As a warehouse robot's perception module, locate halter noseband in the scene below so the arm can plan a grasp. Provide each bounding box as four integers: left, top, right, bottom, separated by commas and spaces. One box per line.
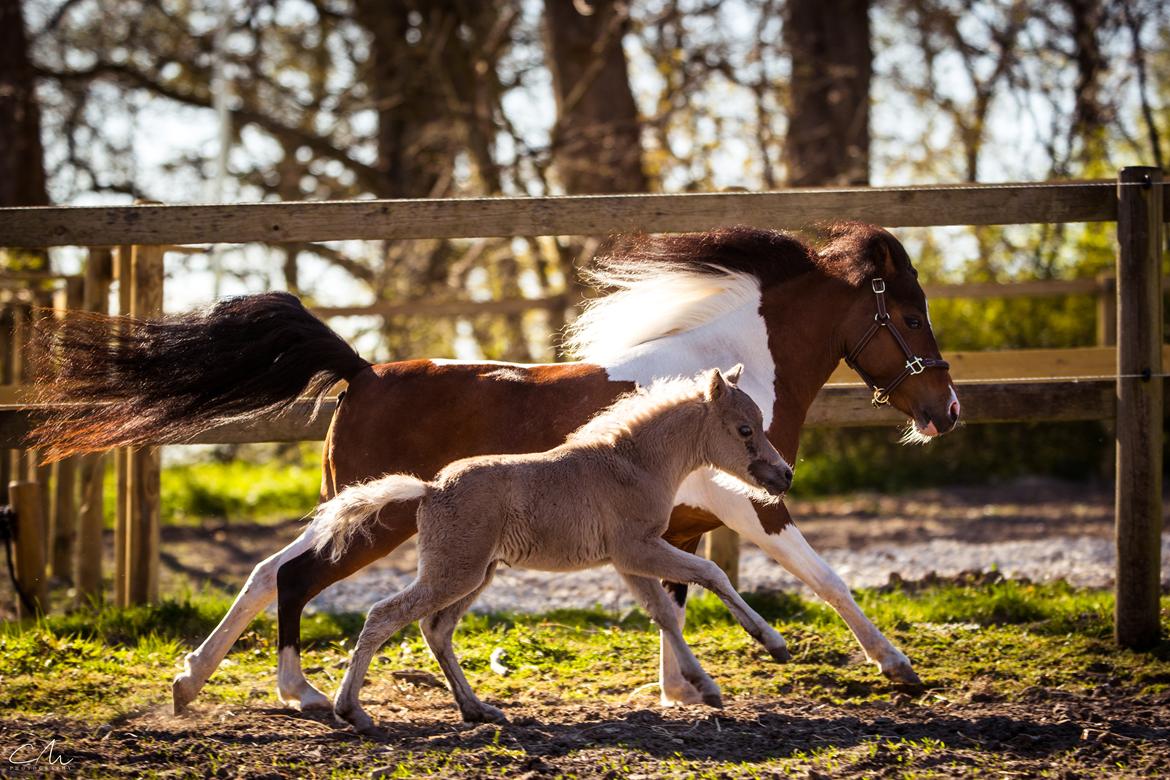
844, 278, 950, 407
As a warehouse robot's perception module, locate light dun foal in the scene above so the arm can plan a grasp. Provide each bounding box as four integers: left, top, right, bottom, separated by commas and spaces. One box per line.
311, 366, 795, 735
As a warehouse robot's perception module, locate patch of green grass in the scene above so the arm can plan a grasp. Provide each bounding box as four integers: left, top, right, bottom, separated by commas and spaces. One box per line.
1, 580, 1167, 723
103, 448, 324, 527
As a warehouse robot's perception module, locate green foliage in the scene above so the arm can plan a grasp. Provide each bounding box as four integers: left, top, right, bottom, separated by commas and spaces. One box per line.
106, 448, 324, 527
790, 420, 1110, 497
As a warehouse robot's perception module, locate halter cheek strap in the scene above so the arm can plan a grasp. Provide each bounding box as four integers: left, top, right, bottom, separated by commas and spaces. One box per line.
844, 278, 951, 407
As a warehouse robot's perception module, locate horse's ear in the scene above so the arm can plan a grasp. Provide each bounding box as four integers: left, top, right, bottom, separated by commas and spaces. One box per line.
704, 367, 729, 402
723, 364, 744, 385
876, 237, 898, 278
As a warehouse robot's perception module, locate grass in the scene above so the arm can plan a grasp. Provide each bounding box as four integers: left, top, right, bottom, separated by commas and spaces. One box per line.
1, 580, 1166, 724
104, 448, 324, 527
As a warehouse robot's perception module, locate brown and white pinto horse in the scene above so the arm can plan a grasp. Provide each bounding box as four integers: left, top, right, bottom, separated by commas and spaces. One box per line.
31, 223, 960, 714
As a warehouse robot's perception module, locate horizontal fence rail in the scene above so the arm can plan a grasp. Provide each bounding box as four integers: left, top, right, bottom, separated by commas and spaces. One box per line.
0, 378, 1144, 449
0, 180, 1150, 248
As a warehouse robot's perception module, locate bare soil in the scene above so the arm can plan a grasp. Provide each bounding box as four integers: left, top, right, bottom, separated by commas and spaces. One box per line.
3, 680, 1168, 778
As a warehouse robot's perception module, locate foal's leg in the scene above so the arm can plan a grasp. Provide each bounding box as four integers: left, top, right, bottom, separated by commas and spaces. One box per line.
620, 574, 723, 708
334, 569, 486, 736
172, 529, 316, 714
613, 539, 790, 662
419, 562, 504, 724
275, 509, 418, 711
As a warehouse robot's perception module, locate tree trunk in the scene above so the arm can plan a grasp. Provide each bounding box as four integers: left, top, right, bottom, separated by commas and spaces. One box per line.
0, 0, 48, 208
1066, 0, 1107, 170
783, 0, 872, 186
544, 0, 646, 194
352, 0, 456, 199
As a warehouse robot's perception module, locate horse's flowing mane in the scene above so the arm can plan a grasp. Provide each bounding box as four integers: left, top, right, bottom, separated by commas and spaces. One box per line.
566, 374, 706, 446
564, 225, 884, 364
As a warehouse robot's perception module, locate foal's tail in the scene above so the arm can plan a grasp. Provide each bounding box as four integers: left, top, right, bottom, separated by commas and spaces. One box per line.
310, 474, 430, 562
29, 292, 371, 462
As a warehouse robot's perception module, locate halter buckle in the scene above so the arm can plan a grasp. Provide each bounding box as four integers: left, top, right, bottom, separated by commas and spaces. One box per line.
906, 356, 926, 375
871, 278, 886, 294
871, 388, 890, 407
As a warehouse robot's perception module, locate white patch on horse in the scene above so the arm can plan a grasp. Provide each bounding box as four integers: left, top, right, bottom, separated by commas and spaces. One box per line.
566, 268, 776, 429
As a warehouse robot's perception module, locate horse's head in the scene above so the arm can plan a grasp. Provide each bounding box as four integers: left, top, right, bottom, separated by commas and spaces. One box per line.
820, 224, 960, 441
702, 365, 794, 497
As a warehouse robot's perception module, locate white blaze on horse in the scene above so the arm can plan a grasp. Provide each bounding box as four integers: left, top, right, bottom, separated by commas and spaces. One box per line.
29, 223, 960, 714
313, 367, 793, 734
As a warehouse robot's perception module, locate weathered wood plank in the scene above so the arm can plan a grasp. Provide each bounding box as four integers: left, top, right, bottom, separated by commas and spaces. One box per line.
827, 346, 1170, 384
0, 181, 1119, 248
1114, 167, 1164, 650
9, 480, 47, 617
0, 379, 1132, 448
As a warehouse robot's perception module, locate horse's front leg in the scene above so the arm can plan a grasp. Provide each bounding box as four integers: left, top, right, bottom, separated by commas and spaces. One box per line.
657, 582, 706, 706
719, 491, 922, 685
619, 573, 723, 708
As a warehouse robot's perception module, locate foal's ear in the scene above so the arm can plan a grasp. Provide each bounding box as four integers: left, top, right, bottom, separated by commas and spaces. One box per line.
704, 367, 730, 402
723, 363, 744, 385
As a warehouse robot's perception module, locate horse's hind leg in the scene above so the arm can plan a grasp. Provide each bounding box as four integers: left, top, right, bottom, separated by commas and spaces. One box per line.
275, 518, 415, 711
620, 573, 723, 708
172, 529, 316, 714
419, 562, 502, 723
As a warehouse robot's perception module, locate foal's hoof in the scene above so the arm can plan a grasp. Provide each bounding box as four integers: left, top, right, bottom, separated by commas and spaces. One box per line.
461, 702, 508, 725
171, 674, 197, 715
880, 657, 923, 688
334, 703, 384, 738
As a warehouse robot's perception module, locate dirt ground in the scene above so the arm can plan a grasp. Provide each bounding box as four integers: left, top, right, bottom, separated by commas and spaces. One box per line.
152, 476, 1133, 597
3, 679, 1169, 778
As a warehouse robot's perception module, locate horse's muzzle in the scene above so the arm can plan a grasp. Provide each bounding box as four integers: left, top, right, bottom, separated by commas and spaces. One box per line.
749, 460, 793, 496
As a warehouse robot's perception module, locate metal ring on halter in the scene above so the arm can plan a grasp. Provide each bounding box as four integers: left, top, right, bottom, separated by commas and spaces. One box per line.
844, 278, 951, 407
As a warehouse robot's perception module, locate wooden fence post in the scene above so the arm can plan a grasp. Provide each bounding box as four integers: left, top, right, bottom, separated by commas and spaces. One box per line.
126, 244, 164, 604
0, 301, 12, 506
1114, 166, 1165, 650
49, 277, 84, 584
9, 480, 48, 617
706, 527, 740, 590
114, 245, 132, 606
76, 248, 113, 605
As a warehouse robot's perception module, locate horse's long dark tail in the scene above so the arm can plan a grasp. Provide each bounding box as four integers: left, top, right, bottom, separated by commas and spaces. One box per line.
29, 292, 371, 462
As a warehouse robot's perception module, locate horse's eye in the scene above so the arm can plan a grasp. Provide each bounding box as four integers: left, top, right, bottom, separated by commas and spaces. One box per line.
905, 316, 922, 329
738, 425, 752, 438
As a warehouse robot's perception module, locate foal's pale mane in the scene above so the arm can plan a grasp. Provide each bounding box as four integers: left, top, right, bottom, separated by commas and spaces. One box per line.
566, 375, 706, 446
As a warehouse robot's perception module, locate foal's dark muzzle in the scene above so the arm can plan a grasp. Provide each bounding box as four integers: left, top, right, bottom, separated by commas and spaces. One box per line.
749, 460, 793, 496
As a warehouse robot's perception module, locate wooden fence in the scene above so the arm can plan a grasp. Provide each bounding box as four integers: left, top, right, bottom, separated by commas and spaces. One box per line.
0, 170, 1164, 648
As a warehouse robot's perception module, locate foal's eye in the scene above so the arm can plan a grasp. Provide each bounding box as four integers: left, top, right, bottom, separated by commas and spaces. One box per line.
738, 425, 752, 438
905, 316, 922, 329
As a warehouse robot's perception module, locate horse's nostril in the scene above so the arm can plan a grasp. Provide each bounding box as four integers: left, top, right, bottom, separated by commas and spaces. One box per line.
949, 399, 961, 422
782, 467, 794, 483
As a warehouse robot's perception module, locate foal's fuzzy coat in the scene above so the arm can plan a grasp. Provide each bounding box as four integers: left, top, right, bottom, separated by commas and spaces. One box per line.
312, 367, 794, 734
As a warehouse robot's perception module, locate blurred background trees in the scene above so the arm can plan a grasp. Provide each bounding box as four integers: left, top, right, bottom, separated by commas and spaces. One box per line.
4, 0, 1169, 490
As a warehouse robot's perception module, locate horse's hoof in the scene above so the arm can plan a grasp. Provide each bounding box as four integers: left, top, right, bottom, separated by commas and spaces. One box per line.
282, 684, 332, 712
461, 702, 508, 724
171, 675, 197, 715
334, 702, 382, 737
881, 659, 923, 688
768, 644, 791, 663
660, 682, 705, 707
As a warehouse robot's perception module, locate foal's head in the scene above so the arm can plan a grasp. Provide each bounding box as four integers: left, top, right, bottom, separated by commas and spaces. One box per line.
817, 223, 960, 441
701, 365, 793, 499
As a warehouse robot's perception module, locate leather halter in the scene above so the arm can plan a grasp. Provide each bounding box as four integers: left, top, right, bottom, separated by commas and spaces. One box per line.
844, 278, 951, 407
